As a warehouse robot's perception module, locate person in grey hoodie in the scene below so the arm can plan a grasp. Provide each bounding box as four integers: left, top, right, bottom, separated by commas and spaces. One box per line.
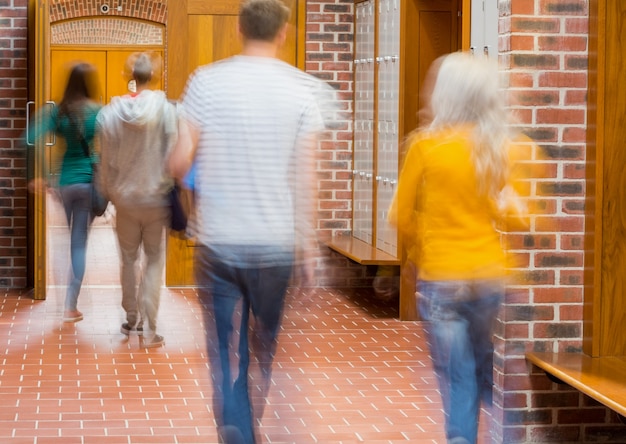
97, 52, 178, 348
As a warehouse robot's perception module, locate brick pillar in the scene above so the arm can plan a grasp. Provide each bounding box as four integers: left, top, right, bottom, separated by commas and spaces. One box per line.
493, 1, 594, 442
0, 0, 29, 288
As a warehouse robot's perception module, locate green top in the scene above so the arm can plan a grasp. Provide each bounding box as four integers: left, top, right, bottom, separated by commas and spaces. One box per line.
30, 102, 101, 186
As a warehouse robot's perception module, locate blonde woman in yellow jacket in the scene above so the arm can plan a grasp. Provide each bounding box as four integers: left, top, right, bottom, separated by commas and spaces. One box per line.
389, 52, 536, 444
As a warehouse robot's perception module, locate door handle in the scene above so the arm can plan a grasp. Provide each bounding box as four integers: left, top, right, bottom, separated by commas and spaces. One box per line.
45, 101, 56, 146
25, 101, 35, 146
26, 101, 57, 146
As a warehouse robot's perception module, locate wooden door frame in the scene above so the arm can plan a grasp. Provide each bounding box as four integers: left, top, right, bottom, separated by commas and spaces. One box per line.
27, 0, 50, 300
28, 7, 166, 300
584, 0, 626, 357
398, 0, 469, 320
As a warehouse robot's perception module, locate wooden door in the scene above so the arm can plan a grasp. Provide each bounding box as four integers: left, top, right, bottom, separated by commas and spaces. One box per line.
106, 50, 141, 101
403, 0, 460, 135
165, 0, 303, 286
106, 50, 165, 102
397, 0, 461, 321
48, 51, 107, 185
51, 50, 107, 103
51, 49, 165, 105
27, 0, 51, 299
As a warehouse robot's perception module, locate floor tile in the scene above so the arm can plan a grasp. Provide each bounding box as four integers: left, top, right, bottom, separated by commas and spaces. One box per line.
0, 201, 496, 443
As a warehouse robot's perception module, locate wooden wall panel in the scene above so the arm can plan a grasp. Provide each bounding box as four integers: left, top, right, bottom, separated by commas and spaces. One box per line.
188, 0, 239, 15
598, 0, 626, 356
584, 0, 626, 357
402, 0, 458, 137
166, 0, 188, 100
188, 15, 241, 68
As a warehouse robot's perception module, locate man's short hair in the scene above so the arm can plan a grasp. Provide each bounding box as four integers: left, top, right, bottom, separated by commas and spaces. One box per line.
132, 53, 153, 85
239, 0, 290, 42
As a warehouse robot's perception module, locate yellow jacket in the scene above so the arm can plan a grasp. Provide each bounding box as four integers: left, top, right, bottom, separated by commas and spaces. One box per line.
388, 126, 536, 281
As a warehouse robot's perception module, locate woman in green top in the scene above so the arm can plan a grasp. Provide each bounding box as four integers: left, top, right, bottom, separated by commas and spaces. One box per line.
30, 63, 102, 322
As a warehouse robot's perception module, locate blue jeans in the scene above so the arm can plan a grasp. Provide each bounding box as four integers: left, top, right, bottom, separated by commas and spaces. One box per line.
60, 183, 94, 311
195, 244, 293, 444
417, 279, 504, 444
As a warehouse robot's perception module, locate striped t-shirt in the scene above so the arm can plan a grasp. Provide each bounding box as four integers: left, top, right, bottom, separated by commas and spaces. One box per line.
179, 55, 326, 267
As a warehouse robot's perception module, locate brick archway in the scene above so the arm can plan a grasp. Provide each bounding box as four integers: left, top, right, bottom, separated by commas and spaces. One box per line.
49, 0, 167, 24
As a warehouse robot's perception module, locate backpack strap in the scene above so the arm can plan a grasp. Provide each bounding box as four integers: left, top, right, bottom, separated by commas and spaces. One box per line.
66, 111, 92, 159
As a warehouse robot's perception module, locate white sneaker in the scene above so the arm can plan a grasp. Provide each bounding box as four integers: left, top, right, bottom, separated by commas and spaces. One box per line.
143, 334, 164, 348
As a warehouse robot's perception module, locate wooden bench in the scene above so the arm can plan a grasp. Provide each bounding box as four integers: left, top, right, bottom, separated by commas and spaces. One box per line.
526, 352, 626, 420
326, 235, 421, 320
326, 235, 400, 266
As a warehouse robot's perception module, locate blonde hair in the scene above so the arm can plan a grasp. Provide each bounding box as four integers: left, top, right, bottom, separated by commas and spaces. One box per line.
132, 53, 153, 86
428, 52, 510, 199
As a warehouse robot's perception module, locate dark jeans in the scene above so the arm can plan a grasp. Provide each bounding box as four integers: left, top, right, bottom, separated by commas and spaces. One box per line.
59, 183, 94, 311
417, 279, 504, 444
195, 244, 293, 444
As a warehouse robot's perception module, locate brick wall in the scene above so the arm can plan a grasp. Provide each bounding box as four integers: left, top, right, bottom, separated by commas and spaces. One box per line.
52, 18, 164, 45
493, 0, 626, 442
0, 0, 29, 288
306, 0, 375, 288
306, 0, 354, 240
49, 0, 166, 24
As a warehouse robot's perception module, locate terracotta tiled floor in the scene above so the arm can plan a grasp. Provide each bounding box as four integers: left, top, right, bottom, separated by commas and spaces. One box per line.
0, 197, 494, 443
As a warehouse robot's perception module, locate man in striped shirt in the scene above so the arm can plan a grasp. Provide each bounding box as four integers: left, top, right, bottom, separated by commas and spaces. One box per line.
168, 0, 329, 442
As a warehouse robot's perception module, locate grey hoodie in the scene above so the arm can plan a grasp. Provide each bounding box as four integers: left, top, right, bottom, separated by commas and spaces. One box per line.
97, 89, 178, 208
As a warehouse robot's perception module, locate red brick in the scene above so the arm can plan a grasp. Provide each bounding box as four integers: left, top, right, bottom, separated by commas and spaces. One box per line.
539, 71, 588, 88
566, 17, 589, 34
506, 233, 557, 250
539, 0, 587, 16
511, 1, 535, 15
559, 269, 584, 286
535, 216, 584, 232
559, 304, 583, 321
511, 17, 561, 33
512, 89, 559, 107
538, 35, 587, 52
558, 407, 607, 424
509, 72, 535, 88
531, 391, 580, 408
529, 425, 581, 442
504, 288, 531, 304
533, 321, 581, 339
560, 233, 585, 249
505, 323, 530, 339
510, 35, 535, 51
536, 108, 586, 125
517, 269, 556, 286
534, 287, 582, 304
504, 392, 529, 409
535, 251, 584, 268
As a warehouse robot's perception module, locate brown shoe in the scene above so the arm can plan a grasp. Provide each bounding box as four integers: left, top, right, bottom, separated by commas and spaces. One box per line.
63, 310, 83, 322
